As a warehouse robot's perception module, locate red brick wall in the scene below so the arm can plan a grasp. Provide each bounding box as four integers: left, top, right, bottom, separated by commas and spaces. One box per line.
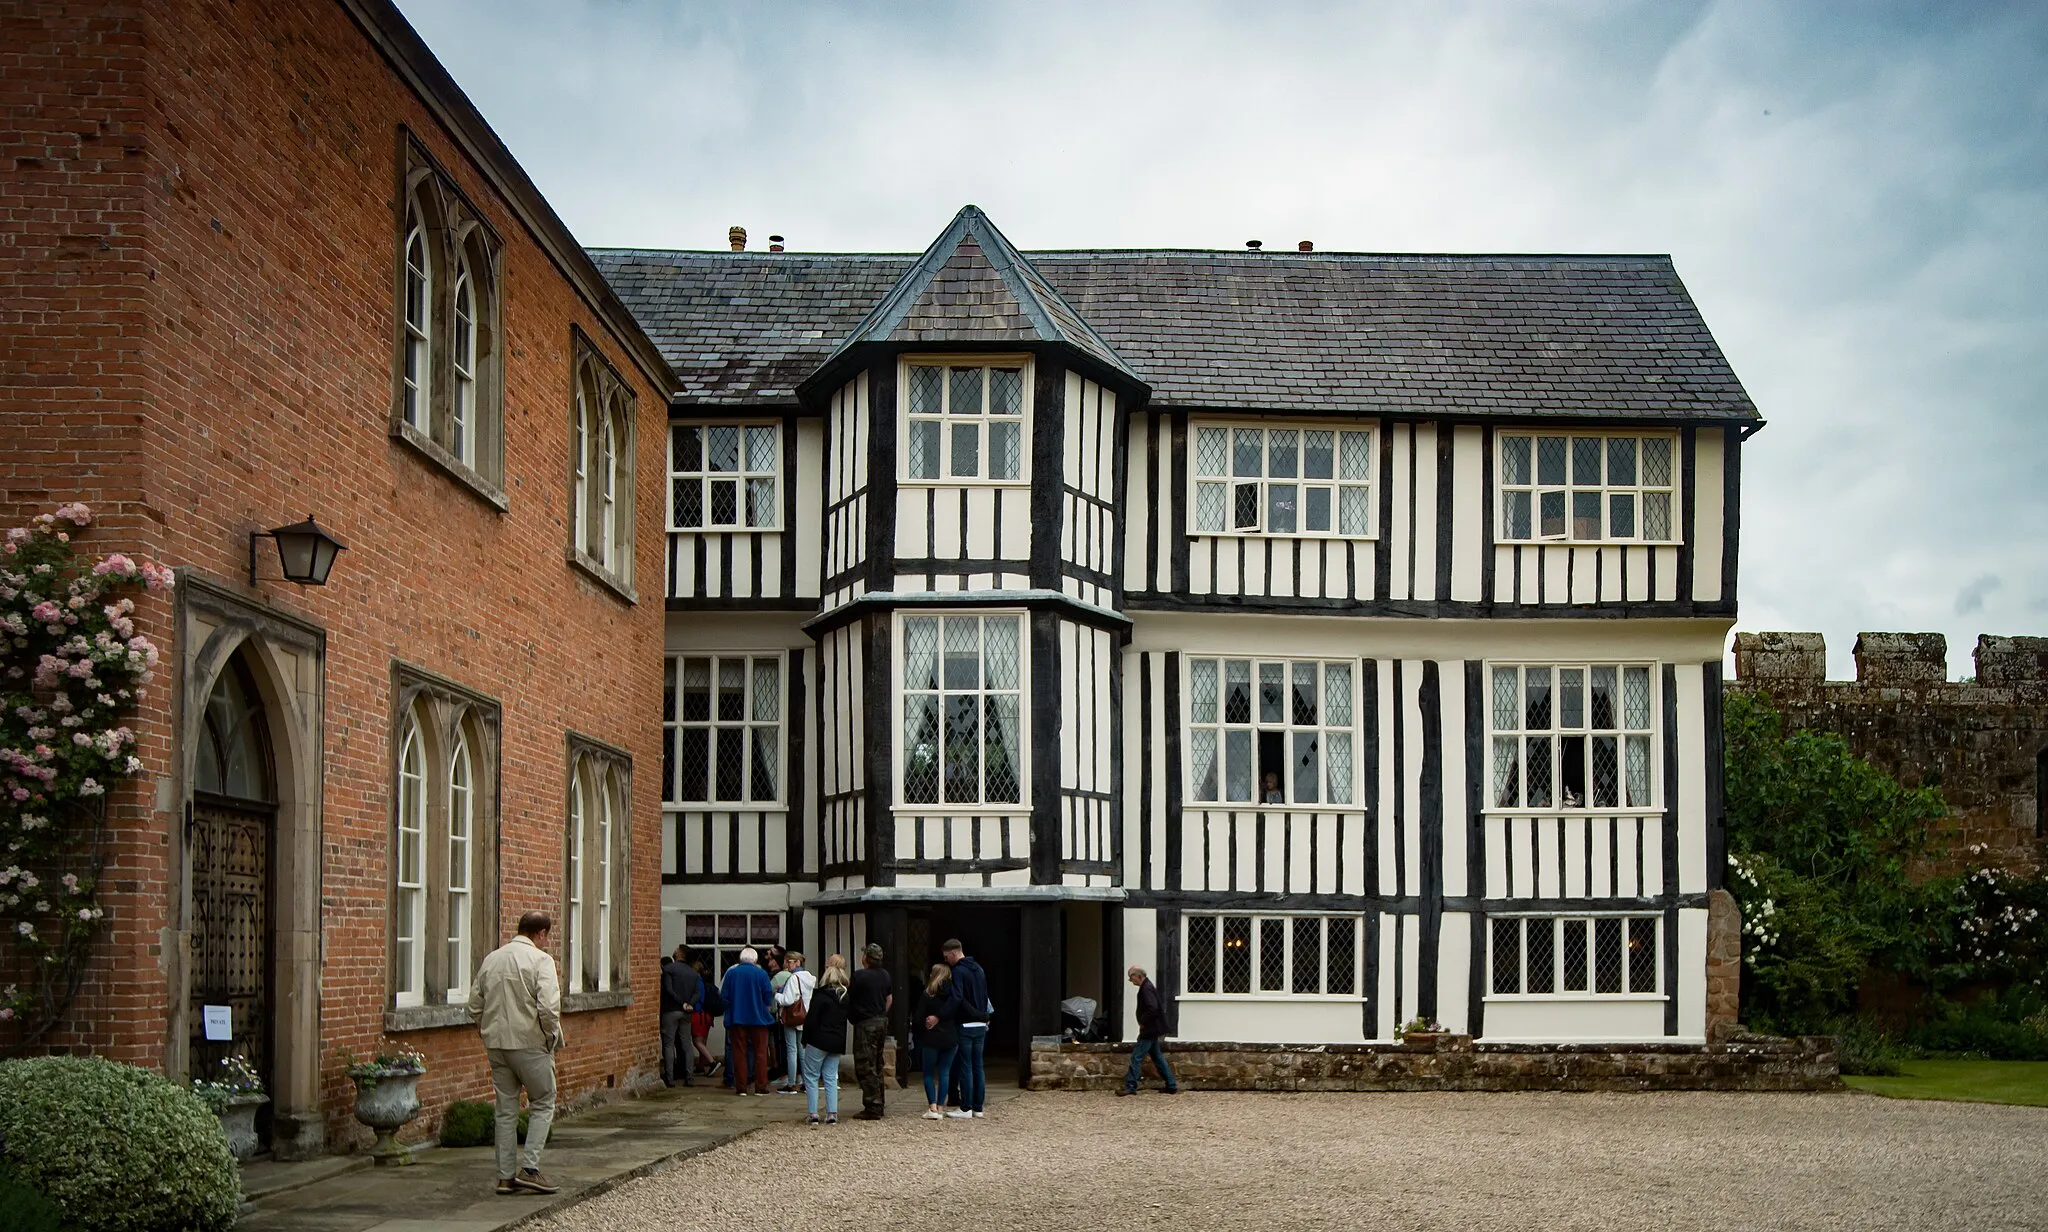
2, 0, 667, 1149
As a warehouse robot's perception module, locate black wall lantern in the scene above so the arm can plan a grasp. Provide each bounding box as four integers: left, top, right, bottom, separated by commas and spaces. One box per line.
249, 516, 347, 587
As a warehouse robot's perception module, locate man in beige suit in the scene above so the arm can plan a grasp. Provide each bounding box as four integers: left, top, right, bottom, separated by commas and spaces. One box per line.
469, 910, 564, 1195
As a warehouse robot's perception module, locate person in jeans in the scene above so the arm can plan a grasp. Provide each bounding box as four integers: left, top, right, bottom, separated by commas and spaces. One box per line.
658, 954, 701, 1087
940, 938, 989, 1118
847, 942, 894, 1119
469, 911, 565, 1195
800, 958, 851, 1125
915, 963, 962, 1121
773, 950, 816, 1094
720, 947, 776, 1095
1118, 964, 1179, 1096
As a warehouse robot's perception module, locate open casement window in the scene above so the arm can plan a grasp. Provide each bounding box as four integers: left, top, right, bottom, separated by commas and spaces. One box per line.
1489, 664, 1657, 811
1498, 432, 1676, 544
390, 133, 503, 495
1490, 915, 1661, 997
669, 424, 779, 530
1192, 424, 1373, 537
1187, 657, 1357, 806
681, 912, 785, 978
1183, 913, 1360, 998
899, 613, 1025, 808
568, 333, 637, 595
902, 359, 1029, 483
663, 654, 783, 805
388, 667, 501, 1020
565, 739, 633, 1000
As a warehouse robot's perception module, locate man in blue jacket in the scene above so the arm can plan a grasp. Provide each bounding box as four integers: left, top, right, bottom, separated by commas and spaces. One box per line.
720, 947, 777, 1095
941, 938, 990, 1118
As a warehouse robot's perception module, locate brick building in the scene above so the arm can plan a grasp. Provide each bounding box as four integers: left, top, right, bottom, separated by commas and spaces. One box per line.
3, 0, 671, 1156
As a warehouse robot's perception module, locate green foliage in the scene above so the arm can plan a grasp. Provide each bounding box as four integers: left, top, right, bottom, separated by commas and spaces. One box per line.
0, 1171, 70, 1232
1722, 691, 1948, 1034
188, 1054, 265, 1114
1844, 1058, 2048, 1107
0, 1057, 238, 1232
1832, 1018, 1910, 1077
439, 1099, 494, 1148
1905, 992, 2048, 1061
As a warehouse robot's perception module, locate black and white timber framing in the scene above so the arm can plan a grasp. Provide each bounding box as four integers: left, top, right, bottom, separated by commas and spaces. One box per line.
601, 205, 1759, 1068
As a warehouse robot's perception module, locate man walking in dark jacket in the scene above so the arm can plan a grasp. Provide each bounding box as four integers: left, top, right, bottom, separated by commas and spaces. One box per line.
658, 954, 702, 1086
941, 938, 989, 1118
1119, 964, 1179, 1096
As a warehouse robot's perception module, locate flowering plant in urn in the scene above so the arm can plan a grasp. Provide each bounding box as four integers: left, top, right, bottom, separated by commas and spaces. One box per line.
0, 504, 170, 1047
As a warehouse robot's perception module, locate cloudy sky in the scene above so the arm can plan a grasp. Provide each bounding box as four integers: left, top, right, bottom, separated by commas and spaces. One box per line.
397, 0, 2046, 679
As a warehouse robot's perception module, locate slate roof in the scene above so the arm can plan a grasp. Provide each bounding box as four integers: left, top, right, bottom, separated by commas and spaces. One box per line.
589, 240, 1759, 421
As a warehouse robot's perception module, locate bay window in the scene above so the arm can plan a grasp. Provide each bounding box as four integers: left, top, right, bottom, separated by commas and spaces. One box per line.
899, 612, 1025, 807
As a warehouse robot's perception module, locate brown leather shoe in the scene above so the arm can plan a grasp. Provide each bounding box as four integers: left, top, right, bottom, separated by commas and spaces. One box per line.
512, 1169, 560, 1195
496, 1178, 517, 1196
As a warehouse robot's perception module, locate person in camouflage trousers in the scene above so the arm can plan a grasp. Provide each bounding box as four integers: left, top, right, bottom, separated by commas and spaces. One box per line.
847, 942, 894, 1119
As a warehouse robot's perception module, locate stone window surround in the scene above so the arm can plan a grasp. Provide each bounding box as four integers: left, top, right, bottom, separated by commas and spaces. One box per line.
562, 732, 634, 1013
388, 127, 508, 511
385, 662, 503, 1033
567, 327, 638, 603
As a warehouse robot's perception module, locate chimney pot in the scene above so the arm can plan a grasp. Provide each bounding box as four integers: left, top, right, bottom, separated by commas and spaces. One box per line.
769, 234, 786, 253
1245, 239, 1263, 251
728, 225, 747, 252
1298, 240, 1314, 252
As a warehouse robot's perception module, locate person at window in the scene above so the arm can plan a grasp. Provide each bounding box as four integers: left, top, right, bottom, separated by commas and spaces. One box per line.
801, 958, 851, 1126
469, 910, 565, 1195
848, 943, 894, 1120
658, 954, 701, 1088
719, 947, 776, 1096
1117, 964, 1180, 1097
1261, 771, 1285, 804
915, 963, 962, 1121
941, 938, 990, 1119
774, 950, 816, 1095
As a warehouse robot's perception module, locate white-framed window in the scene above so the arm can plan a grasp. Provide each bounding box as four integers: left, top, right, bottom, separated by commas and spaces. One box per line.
401, 218, 431, 432
663, 654, 783, 805
681, 911, 785, 978
899, 612, 1026, 808
1489, 663, 1657, 811
394, 713, 427, 1009
902, 358, 1029, 483
1187, 657, 1356, 805
446, 728, 474, 1002
595, 772, 614, 992
572, 385, 590, 549
597, 407, 619, 569
1183, 912, 1360, 998
1498, 432, 1676, 543
569, 337, 637, 592
1489, 914, 1662, 998
565, 742, 632, 998
1192, 423, 1374, 537
451, 254, 476, 467
565, 772, 585, 994
669, 424, 779, 530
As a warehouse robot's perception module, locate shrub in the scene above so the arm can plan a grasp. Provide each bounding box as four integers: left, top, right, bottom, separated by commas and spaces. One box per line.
439, 1099, 494, 1148
0, 1172, 68, 1232
0, 1056, 238, 1232
1907, 996, 2048, 1061
1832, 1018, 1912, 1077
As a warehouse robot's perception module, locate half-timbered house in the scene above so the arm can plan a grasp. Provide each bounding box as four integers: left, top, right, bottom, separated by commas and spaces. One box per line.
592, 206, 1757, 1072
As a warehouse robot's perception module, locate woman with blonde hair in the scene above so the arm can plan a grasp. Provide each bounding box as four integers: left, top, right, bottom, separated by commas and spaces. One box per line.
800, 955, 852, 1125
914, 962, 962, 1121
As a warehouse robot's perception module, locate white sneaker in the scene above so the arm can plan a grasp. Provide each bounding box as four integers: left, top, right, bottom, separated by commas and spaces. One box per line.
922, 1109, 943, 1120
972, 1110, 986, 1118
945, 1109, 972, 1119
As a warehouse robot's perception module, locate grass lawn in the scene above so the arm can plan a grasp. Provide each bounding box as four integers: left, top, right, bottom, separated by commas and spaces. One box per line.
1845, 1059, 2048, 1108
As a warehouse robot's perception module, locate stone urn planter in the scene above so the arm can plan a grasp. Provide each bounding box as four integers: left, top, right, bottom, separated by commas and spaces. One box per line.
351, 1068, 425, 1166
216, 1094, 269, 1162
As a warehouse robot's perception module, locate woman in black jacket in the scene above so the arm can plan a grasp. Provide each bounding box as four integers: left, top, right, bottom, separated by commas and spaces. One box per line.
915, 963, 961, 1121
800, 958, 852, 1125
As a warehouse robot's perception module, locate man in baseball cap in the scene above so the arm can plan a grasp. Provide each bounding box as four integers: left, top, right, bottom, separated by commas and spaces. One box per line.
848, 943, 894, 1118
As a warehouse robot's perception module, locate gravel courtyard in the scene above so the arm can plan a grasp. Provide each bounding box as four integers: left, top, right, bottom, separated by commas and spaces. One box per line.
527, 1089, 2048, 1232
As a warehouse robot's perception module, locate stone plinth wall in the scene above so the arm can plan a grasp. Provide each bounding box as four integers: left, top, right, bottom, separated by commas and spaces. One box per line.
1705, 889, 1742, 1042
1027, 1034, 1839, 1093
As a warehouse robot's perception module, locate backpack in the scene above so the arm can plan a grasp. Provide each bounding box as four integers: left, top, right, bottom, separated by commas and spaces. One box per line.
698, 979, 723, 1018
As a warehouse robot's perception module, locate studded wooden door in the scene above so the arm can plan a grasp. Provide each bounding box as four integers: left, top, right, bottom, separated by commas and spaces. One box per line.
188, 797, 275, 1096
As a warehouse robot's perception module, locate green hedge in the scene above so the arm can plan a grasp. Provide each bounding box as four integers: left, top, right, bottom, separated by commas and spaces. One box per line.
0, 1057, 239, 1232
439, 1099, 494, 1148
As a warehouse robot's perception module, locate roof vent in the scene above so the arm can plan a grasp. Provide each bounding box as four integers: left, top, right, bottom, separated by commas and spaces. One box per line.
768, 234, 786, 253
1245, 239, 1263, 251
1298, 240, 1314, 252
728, 226, 747, 252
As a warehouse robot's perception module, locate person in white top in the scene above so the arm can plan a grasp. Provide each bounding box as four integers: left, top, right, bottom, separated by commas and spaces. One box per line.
773, 951, 818, 1095
468, 910, 564, 1196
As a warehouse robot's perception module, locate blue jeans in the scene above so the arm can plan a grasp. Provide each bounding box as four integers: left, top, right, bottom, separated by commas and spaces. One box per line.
782, 1026, 802, 1085
921, 1044, 958, 1108
801, 1044, 840, 1118
955, 1027, 988, 1111
1125, 1037, 1177, 1092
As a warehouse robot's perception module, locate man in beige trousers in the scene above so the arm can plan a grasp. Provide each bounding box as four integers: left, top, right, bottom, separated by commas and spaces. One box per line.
469, 910, 565, 1195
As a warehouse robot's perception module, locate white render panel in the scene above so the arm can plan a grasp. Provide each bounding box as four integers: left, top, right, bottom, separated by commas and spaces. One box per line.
795, 421, 823, 596
1485, 816, 1509, 898
1481, 999, 1667, 1041
1412, 423, 1438, 601
1402, 660, 1424, 897
661, 808, 677, 876
1123, 906, 1159, 1040
1377, 661, 1398, 896
1676, 662, 1709, 894
1599, 547, 1622, 602
1655, 546, 1679, 602
1441, 660, 1468, 898
1692, 429, 1725, 603
1677, 906, 1707, 1039
1570, 547, 1596, 605
1175, 1000, 1366, 1045
1389, 424, 1412, 601
1451, 426, 1485, 602
1536, 818, 1561, 898
1438, 912, 1472, 1034
965, 487, 996, 558
1564, 818, 1587, 898
1400, 913, 1422, 1030
1234, 814, 1257, 892
1641, 815, 1664, 897
1542, 547, 1567, 606
1376, 913, 1398, 1041
1624, 544, 1649, 603
1315, 813, 1340, 895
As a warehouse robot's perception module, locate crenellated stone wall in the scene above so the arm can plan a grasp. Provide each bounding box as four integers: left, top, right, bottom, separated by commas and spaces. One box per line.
1026, 1034, 1839, 1093
1731, 632, 2048, 873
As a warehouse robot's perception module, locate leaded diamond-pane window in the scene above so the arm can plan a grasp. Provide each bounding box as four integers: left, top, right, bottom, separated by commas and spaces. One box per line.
681, 911, 785, 977
900, 613, 1025, 807
1498, 432, 1677, 543
1192, 423, 1374, 537
664, 654, 782, 805
671, 423, 779, 530
1185, 913, 1363, 999
1488, 663, 1658, 810
1188, 657, 1359, 805
1490, 915, 1661, 997
903, 361, 1028, 482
